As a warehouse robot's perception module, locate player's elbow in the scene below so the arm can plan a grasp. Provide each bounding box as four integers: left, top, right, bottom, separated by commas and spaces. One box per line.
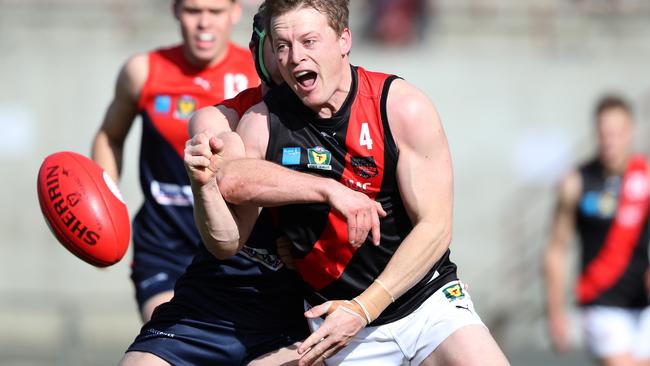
204, 238, 241, 260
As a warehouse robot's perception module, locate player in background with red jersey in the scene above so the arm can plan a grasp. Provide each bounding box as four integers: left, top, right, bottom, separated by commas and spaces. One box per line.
91, 0, 258, 322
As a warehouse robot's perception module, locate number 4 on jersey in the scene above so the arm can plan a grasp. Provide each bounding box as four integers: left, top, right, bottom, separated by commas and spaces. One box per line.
360, 122, 373, 150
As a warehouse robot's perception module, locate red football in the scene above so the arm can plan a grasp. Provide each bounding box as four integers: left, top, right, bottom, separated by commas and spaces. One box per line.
37, 151, 130, 267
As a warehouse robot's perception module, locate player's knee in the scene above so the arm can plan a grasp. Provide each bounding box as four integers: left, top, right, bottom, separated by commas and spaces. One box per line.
119, 351, 171, 366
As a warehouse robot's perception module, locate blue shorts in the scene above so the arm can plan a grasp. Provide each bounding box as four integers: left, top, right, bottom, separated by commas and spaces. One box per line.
126, 300, 309, 365
130, 246, 193, 309
130, 211, 200, 309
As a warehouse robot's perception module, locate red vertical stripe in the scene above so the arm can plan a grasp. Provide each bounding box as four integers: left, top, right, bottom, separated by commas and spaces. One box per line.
294, 76, 388, 290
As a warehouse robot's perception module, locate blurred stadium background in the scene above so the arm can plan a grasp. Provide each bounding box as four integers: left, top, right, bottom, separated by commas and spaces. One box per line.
2, 0, 650, 365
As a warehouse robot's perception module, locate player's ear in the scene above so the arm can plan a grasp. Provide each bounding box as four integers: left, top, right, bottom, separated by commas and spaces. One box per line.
339, 28, 352, 56
172, 0, 181, 21
230, 1, 242, 24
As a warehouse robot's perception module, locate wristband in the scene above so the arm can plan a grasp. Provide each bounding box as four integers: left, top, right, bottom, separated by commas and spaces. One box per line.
352, 297, 373, 324
374, 279, 395, 303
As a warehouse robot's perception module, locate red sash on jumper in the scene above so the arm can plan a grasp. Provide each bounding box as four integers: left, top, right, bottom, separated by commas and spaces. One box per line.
577, 155, 650, 304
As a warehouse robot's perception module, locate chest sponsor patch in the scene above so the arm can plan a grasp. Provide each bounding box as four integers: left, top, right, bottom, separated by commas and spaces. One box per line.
307, 146, 332, 171
174, 95, 196, 120
282, 147, 301, 166
351, 156, 378, 178
153, 95, 172, 114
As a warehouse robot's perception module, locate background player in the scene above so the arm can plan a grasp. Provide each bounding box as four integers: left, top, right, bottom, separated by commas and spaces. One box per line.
91, 0, 258, 321
120, 5, 314, 365
544, 95, 650, 366
187, 0, 511, 364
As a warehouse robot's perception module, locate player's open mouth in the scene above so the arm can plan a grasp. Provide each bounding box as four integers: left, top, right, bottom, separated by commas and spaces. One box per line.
294, 70, 318, 90
196, 33, 215, 49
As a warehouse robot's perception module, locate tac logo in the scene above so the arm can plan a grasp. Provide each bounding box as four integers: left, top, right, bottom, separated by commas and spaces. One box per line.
351, 156, 378, 178
308, 146, 332, 171
174, 95, 197, 120
443, 283, 465, 301
345, 179, 371, 192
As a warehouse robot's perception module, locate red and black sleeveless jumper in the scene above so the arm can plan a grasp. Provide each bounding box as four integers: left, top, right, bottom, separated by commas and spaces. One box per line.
263, 65, 458, 325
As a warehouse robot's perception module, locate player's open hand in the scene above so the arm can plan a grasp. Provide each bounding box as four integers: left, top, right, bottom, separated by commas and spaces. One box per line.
184, 131, 226, 188
298, 300, 367, 366
326, 186, 387, 247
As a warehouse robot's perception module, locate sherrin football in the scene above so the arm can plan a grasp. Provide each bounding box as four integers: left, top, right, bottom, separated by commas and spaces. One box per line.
37, 151, 130, 267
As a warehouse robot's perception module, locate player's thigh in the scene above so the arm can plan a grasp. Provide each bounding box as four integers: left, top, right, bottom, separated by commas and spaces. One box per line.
120, 351, 171, 366
420, 324, 510, 366
247, 342, 301, 366
141, 290, 174, 322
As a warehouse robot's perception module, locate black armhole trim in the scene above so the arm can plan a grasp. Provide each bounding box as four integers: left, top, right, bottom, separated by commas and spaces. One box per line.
381, 75, 401, 163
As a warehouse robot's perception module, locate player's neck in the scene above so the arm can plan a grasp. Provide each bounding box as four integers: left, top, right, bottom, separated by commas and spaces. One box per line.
602, 155, 631, 176
314, 63, 352, 119
182, 44, 229, 70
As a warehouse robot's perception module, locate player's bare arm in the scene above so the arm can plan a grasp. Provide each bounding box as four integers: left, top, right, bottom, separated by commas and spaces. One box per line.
91, 53, 148, 182
544, 170, 582, 353
217, 102, 386, 247
185, 106, 260, 259
188, 105, 240, 138
297, 79, 456, 363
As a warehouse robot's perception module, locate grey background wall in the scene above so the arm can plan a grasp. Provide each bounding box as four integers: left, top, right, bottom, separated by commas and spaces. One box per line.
1, 0, 649, 365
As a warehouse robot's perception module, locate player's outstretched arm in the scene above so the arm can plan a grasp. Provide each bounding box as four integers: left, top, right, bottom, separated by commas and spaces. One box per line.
219, 102, 386, 246
91, 54, 147, 183
544, 171, 581, 354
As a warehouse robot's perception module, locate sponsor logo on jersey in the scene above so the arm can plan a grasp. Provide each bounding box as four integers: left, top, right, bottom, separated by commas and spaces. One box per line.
351, 156, 378, 178
193, 76, 211, 91
345, 179, 371, 192
150, 181, 193, 206
174, 95, 196, 120
240, 246, 283, 271
282, 147, 301, 166
443, 283, 465, 301
307, 146, 332, 171
153, 95, 172, 114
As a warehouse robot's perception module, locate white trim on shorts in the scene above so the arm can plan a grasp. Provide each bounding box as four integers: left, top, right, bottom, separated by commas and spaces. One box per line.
306, 280, 486, 365
582, 305, 650, 360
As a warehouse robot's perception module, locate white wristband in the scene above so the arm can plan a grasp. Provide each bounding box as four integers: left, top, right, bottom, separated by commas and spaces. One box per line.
352, 297, 373, 324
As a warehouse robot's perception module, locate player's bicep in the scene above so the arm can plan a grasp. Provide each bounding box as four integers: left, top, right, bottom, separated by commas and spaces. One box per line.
388, 80, 453, 226
188, 105, 236, 138
235, 102, 270, 159
549, 172, 581, 249
99, 54, 148, 142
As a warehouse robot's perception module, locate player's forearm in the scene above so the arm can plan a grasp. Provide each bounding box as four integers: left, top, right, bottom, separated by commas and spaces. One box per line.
192, 180, 240, 259
217, 158, 338, 206
544, 243, 567, 316
91, 131, 123, 184
356, 219, 452, 321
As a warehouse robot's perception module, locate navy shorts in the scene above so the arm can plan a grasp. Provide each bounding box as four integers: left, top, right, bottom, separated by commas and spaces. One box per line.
130, 248, 193, 309
126, 301, 309, 365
